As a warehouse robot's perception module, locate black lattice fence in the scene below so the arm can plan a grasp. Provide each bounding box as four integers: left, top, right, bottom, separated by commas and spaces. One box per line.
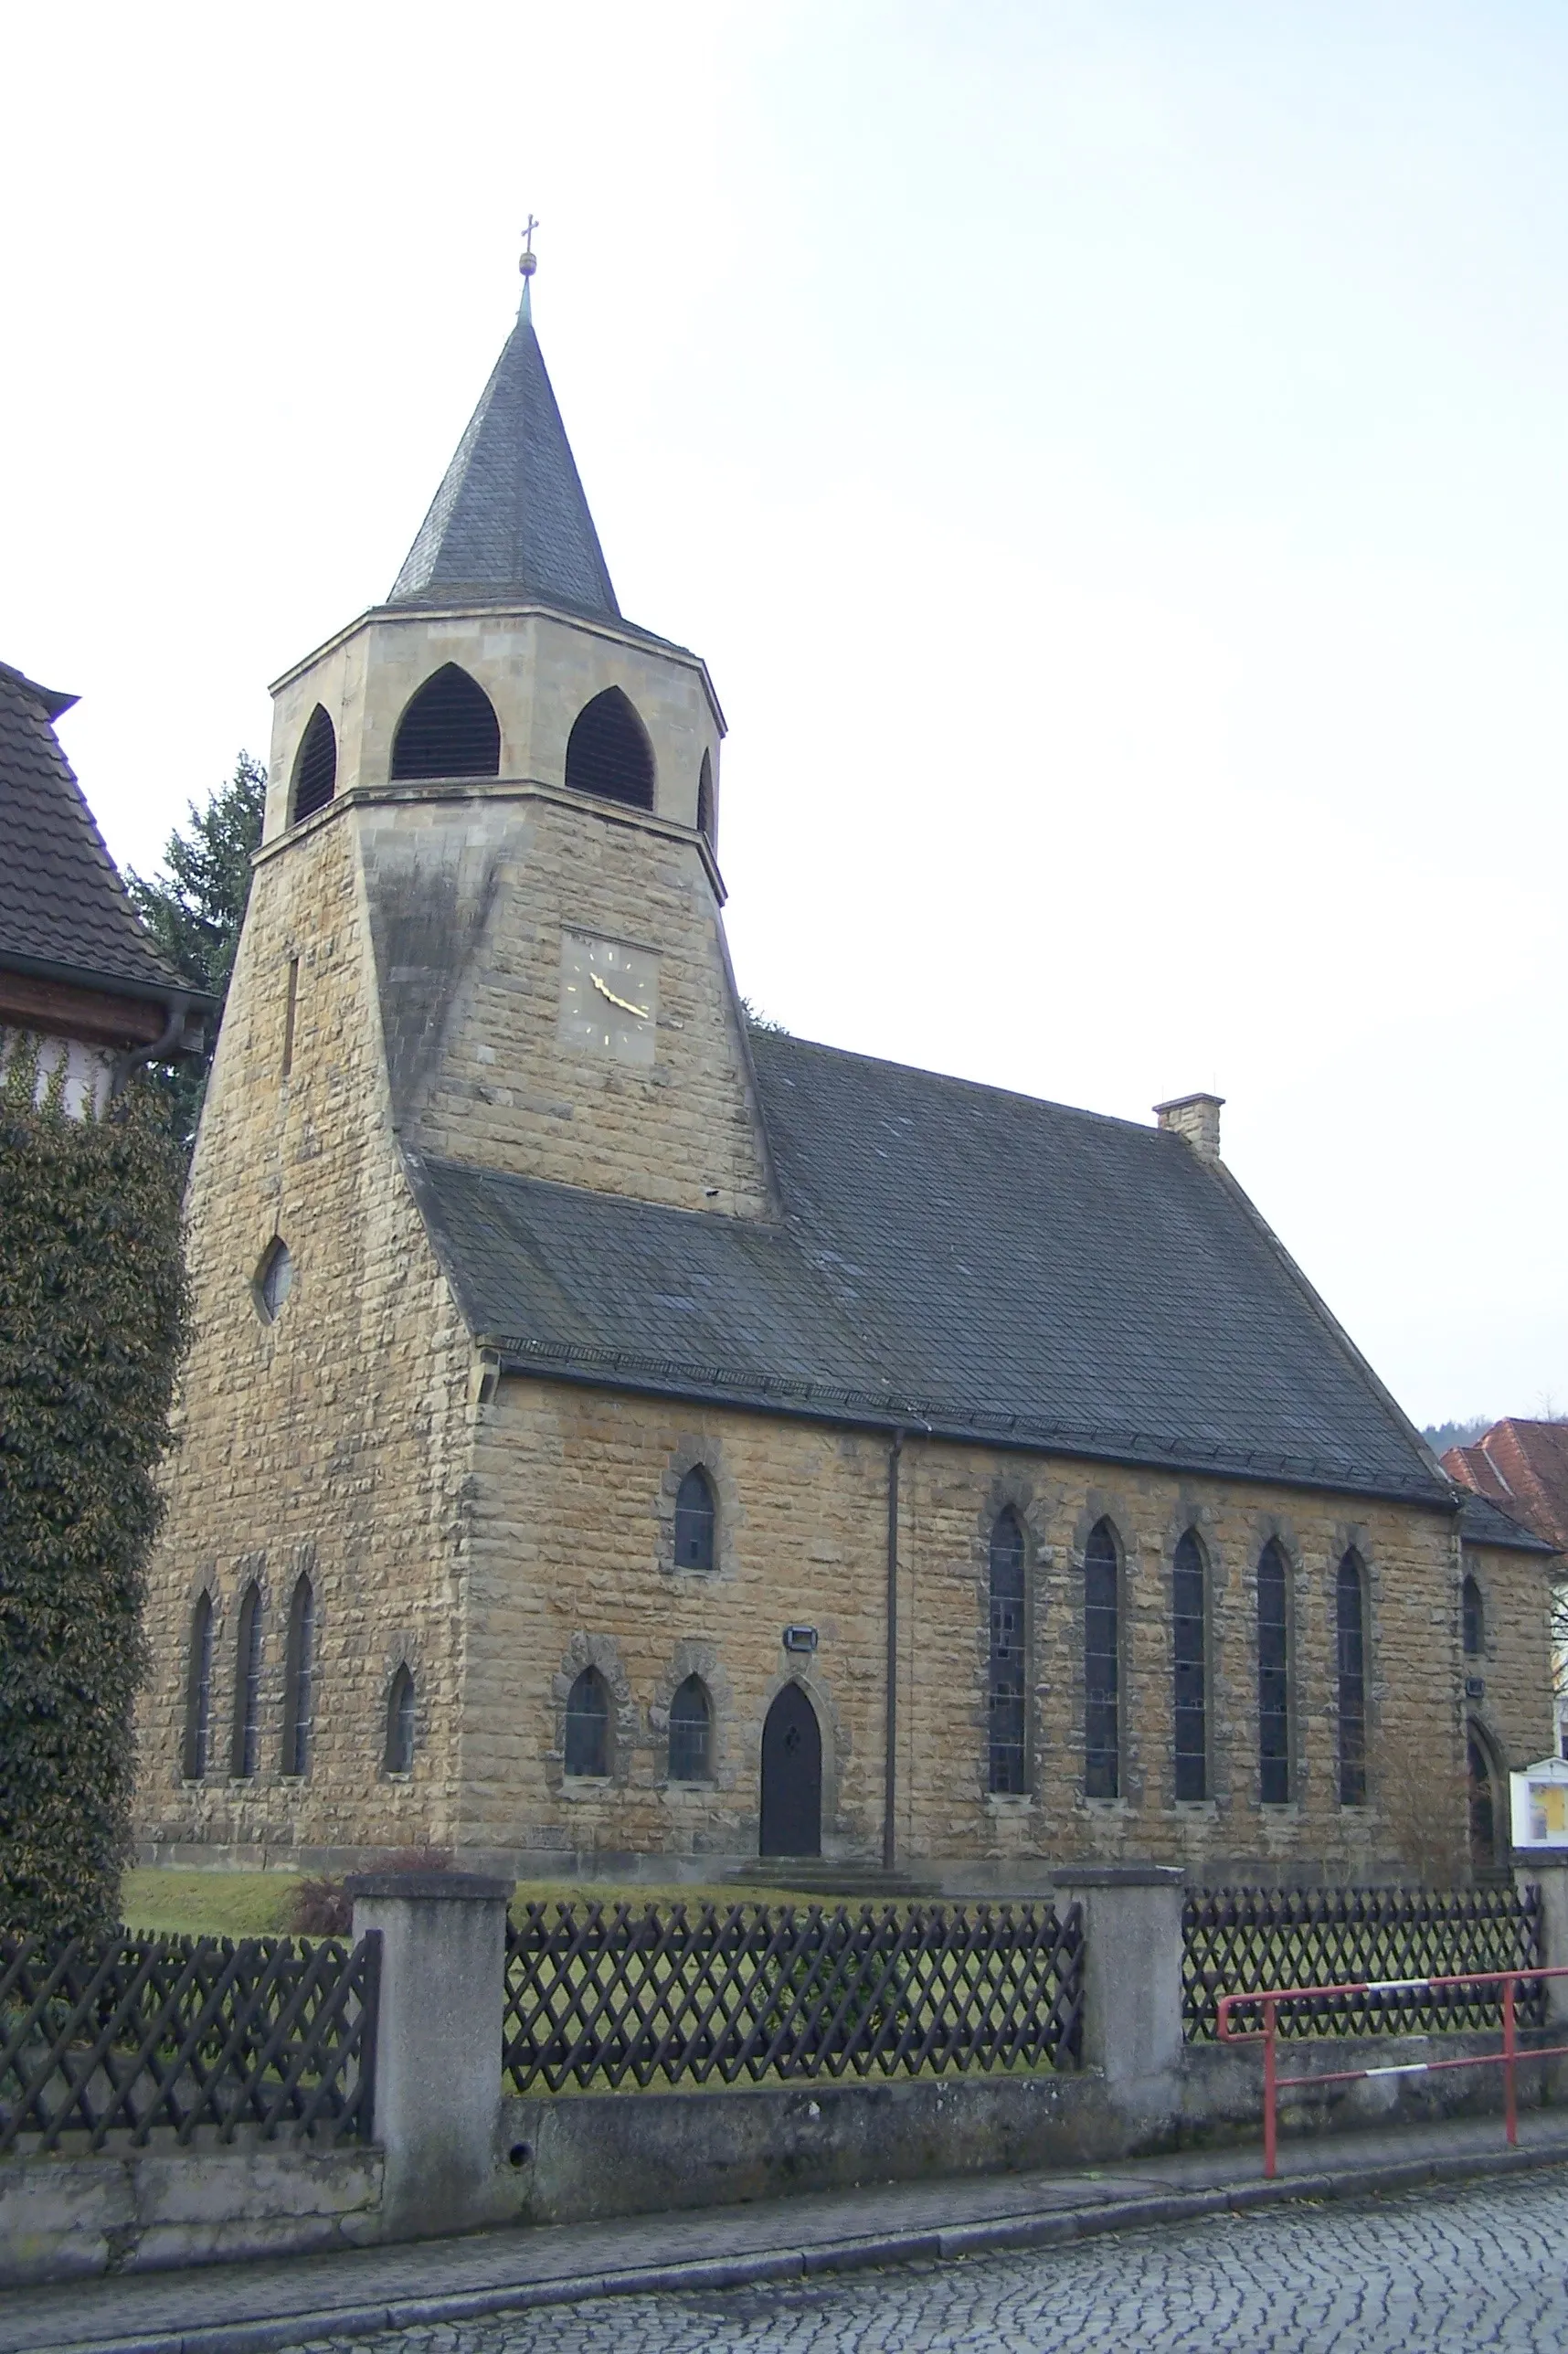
503, 1900, 1084, 2093
1183, 1885, 1544, 2043
0, 1927, 379, 2153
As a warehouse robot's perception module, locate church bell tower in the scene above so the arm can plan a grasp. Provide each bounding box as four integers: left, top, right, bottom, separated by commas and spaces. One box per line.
252, 240, 774, 1221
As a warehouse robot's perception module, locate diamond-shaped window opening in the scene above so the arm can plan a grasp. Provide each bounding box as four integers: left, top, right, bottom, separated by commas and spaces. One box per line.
255, 1238, 294, 1324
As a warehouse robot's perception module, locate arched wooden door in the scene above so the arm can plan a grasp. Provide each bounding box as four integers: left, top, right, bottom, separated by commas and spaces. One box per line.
760, 1683, 821, 1857
1467, 1730, 1499, 1872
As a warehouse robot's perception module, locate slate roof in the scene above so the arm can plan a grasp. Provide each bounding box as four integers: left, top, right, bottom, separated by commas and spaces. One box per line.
0, 662, 184, 1001
387, 293, 621, 622
410, 1033, 1462, 1507
1455, 1490, 1558, 1556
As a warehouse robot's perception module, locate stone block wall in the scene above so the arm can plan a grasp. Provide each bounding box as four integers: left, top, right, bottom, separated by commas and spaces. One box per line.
357, 783, 772, 1218
0, 2143, 381, 2286
451, 1386, 1553, 1882
134, 803, 474, 1861
459, 1386, 892, 1864
1462, 1537, 1558, 1850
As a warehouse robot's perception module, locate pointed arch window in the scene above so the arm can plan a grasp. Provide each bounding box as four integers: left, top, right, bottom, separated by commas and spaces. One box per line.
231, 1582, 263, 1779
1172, 1530, 1207, 1801
385, 1665, 416, 1774
281, 1574, 314, 1777
256, 1238, 293, 1323
564, 1667, 610, 1776
988, 1509, 1027, 1794
183, 1593, 215, 1780
1257, 1538, 1291, 1805
1084, 1520, 1120, 1799
1336, 1552, 1368, 1806
390, 664, 501, 779
674, 1467, 715, 1572
696, 748, 715, 844
565, 687, 654, 810
1462, 1573, 1485, 1658
668, 1676, 712, 1781
290, 705, 337, 824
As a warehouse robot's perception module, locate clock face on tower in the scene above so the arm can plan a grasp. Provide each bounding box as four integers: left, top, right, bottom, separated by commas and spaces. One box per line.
557, 930, 659, 1066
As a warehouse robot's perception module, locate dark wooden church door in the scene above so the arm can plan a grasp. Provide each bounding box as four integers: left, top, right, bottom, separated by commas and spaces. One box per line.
1468, 1734, 1499, 1871
760, 1683, 821, 1856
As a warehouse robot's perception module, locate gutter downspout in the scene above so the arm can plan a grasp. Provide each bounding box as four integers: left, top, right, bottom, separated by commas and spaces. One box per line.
884, 1429, 904, 1874
110, 991, 191, 1102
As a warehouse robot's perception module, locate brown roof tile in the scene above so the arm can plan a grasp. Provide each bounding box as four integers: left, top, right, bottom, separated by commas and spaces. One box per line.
1443, 1419, 1568, 1553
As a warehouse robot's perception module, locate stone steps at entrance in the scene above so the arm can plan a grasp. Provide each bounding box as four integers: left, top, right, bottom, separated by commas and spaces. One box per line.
728, 1860, 928, 1900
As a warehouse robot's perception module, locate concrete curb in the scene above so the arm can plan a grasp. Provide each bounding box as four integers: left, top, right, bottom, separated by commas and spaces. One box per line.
37, 2136, 1568, 2354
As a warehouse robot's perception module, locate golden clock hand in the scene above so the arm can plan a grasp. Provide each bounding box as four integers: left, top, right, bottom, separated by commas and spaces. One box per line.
590, 970, 650, 1020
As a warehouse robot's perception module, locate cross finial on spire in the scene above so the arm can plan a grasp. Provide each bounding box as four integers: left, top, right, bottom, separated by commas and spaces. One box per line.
519, 216, 539, 320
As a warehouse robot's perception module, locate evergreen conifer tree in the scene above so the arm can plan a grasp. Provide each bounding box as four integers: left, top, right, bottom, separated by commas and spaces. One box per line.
127, 752, 266, 1148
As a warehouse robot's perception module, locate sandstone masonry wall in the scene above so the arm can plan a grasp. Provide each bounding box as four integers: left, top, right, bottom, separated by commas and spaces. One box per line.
135, 802, 474, 1862
1463, 1538, 1557, 1785
451, 1387, 1555, 1882
359, 785, 773, 1218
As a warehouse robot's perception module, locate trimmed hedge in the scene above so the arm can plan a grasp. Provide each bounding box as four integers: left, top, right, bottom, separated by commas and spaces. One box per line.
0, 1065, 189, 1935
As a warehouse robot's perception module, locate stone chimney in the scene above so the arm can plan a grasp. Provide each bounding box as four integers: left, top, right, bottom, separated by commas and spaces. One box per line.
1154, 1092, 1224, 1161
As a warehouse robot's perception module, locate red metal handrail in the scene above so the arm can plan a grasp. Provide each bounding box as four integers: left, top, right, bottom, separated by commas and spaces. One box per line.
1216, 1965, 1568, 2178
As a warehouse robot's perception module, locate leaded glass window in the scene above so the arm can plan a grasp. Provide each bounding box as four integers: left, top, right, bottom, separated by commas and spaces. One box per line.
282, 1575, 314, 1777
385, 1665, 416, 1773
231, 1583, 262, 1779
1257, 1538, 1291, 1805
184, 1593, 214, 1780
1172, 1531, 1206, 1801
1462, 1574, 1484, 1659
565, 1667, 610, 1776
988, 1510, 1027, 1794
1084, 1520, 1119, 1800
669, 1676, 712, 1781
1337, 1552, 1368, 1806
674, 1468, 715, 1572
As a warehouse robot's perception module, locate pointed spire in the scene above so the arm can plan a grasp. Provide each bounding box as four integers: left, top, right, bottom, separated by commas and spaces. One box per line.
519, 213, 537, 325
387, 233, 620, 622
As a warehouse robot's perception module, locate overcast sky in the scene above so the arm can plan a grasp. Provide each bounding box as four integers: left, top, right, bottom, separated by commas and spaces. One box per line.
4, 3, 1563, 1430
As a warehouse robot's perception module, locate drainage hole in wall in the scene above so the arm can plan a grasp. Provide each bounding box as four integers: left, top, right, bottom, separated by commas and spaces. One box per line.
509, 2142, 532, 2168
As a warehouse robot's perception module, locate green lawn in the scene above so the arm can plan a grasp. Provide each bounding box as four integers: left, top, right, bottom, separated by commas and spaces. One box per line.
120, 1869, 301, 1937
118, 1869, 846, 1939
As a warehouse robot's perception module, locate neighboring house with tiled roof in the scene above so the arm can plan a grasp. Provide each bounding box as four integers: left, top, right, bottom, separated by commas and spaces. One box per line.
132, 262, 1556, 1892
1442, 1421, 1568, 1556
0, 662, 211, 1114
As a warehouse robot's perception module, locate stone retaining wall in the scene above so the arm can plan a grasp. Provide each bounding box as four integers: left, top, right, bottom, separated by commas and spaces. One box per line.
6, 2029, 1552, 2286
0, 2141, 382, 2287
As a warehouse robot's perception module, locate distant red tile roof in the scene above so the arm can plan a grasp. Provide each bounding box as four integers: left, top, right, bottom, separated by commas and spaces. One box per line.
1443, 1420, 1568, 1553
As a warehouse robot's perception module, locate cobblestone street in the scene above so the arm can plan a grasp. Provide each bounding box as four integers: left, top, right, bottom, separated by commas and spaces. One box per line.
302, 2170, 1568, 2354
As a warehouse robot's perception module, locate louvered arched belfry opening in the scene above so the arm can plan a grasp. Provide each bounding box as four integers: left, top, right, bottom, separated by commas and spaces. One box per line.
391, 664, 502, 779
290, 705, 337, 824
565, 686, 654, 809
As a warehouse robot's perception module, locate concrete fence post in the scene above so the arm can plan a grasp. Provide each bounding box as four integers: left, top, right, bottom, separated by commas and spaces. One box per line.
1052, 1864, 1186, 2090
1512, 1850, 1568, 2031
347, 1870, 512, 2240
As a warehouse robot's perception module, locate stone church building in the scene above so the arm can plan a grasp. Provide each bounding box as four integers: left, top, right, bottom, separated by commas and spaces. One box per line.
134, 263, 1555, 1889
